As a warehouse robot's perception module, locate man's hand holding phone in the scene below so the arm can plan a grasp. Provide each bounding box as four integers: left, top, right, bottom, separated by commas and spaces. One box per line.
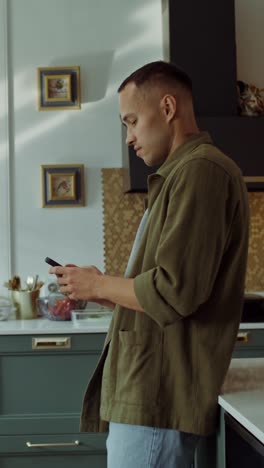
46, 257, 115, 309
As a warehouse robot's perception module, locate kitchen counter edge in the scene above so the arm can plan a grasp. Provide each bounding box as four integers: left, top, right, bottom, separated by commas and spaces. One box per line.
0, 317, 111, 334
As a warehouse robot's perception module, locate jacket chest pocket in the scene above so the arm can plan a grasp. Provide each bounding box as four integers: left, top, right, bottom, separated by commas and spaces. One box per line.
115, 330, 162, 407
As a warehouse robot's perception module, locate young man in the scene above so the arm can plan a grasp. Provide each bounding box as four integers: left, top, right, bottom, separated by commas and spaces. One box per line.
50, 61, 249, 468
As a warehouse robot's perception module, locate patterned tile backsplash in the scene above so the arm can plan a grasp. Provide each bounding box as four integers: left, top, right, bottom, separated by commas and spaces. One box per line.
102, 169, 146, 276
246, 192, 264, 291
102, 169, 264, 291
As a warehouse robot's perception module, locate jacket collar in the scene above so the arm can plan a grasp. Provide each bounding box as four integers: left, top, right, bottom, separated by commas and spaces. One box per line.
147, 131, 213, 209
155, 131, 213, 180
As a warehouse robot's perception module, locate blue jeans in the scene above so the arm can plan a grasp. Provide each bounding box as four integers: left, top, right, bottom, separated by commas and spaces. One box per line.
106, 422, 201, 468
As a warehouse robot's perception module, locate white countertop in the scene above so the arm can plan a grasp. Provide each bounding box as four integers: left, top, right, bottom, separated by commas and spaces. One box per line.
0, 316, 111, 334
219, 389, 264, 444
239, 323, 264, 329
219, 356, 264, 444
0, 316, 262, 335
2, 290, 263, 335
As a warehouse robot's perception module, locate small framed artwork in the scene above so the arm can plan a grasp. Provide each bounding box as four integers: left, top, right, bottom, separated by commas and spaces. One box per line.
41, 164, 85, 207
37, 66, 81, 110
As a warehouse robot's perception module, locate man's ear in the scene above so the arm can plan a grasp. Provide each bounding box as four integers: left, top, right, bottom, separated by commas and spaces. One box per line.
161, 94, 177, 121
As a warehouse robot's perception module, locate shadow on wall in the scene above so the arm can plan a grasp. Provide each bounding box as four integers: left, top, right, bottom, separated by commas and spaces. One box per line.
0, 0, 162, 152
48, 51, 115, 103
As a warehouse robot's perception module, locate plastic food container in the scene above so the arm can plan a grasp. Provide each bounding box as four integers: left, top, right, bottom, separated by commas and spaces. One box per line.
71, 308, 112, 327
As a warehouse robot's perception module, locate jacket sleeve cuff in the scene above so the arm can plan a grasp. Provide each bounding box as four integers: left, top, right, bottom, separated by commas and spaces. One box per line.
134, 269, 182, 328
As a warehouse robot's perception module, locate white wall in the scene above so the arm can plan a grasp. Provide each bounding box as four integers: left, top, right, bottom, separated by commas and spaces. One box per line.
0, 0, 12, 293
235, 0, 264, 88
0, 0, 263, 297
0, 0, 163, 294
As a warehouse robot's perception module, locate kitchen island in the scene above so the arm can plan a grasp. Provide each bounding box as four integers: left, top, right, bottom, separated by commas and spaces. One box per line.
195, 356, 264, 468
217, 352, 264, 467
219, 389, 264, 444
217, 387, 264, 468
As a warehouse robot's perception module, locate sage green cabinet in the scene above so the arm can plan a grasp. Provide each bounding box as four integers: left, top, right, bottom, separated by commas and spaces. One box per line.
0, 332, 107, 467
2, 327, 263, 467
233, 328, 264, 358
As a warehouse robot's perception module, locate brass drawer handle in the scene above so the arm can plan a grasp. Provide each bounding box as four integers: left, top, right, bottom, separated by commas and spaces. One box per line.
236, 332, 250, 343
32, 337, 71, 350
26, 440, 80, 448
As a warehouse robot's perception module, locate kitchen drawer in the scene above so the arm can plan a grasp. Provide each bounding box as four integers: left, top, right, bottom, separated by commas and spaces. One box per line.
0, 333, 106, 353
233, 329, 264, 358
0, 432, 107, 468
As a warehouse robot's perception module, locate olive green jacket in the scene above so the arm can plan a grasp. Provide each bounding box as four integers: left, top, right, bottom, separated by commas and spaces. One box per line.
80, 132, 249, 436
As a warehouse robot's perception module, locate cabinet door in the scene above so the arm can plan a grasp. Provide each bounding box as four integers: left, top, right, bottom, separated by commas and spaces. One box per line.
0, 333, 106, 435
0, 453, 107, 468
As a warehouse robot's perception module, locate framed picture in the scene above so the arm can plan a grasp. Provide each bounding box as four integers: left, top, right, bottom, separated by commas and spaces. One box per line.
41, 164, 85, 207
37, 66, 81, 110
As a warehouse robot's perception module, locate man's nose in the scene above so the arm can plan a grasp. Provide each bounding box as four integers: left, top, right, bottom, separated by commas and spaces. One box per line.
126, 129, 135, 146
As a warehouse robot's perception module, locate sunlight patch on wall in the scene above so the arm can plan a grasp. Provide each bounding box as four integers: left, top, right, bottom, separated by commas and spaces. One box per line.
0, 113, 69, 154
0, 70, 35, 120
115, 3, 162, 60
13, 69, 35, 110
0, 142, 8, 159
0, 79, 7, 118
130, 2, 162, 27
115, 31, 162, 60
15, 113, 69, 149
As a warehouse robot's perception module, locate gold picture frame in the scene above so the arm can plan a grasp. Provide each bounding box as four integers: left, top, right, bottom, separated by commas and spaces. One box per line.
41, 164, 85, 207
37, 66, 81, 110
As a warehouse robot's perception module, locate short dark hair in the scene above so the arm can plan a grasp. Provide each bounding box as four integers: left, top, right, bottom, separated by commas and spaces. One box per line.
118, 60, 193, 95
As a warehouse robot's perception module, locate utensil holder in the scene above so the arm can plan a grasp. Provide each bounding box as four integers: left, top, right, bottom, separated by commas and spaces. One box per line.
13, 290, 40, 319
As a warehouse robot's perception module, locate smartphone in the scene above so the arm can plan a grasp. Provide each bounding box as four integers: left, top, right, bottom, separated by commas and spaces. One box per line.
45, 257, 62, 267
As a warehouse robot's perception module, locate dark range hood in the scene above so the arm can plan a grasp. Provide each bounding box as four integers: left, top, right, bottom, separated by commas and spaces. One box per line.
122, 0, 264, 193
122, 148, 158, 193
122, 126, 159, 192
